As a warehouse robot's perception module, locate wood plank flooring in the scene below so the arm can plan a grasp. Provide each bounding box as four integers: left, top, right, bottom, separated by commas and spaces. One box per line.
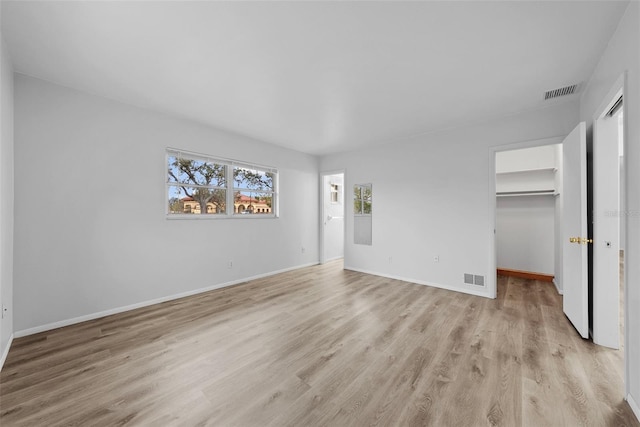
1, 261, 637, 426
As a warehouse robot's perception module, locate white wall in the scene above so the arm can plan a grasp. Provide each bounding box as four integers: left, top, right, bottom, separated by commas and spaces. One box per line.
496, 196, 555, 275
579, 1, 639, 413
495, 144, 557, 173
0, 31, 15, 367
13, 75, 319, 334
321, 102, 578, 298
554, 143, 564, 291
620, 153, 625, 250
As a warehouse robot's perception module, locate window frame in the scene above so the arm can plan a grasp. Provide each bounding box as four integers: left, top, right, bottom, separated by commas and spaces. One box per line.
353, 183, 372, 216
166, 148, 278, 220
231, 163, 277, 217
330, 183, 340, 204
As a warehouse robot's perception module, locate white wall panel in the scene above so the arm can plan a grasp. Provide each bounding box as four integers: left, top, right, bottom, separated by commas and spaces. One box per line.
13, 75, 319, 333
0, 32, 15, 367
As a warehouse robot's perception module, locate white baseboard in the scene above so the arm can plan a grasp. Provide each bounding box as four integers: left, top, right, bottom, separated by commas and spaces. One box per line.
14, 262, 319, 338
552, 279, 564, 295
628, 393, 640, 423
0, 333, 14, 372
343, 265, 491, 299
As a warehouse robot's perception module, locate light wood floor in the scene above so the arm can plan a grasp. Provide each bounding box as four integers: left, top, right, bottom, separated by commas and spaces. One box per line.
1, 261, 637, 426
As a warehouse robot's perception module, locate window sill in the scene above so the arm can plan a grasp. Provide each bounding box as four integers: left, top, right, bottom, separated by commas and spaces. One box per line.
166, 214, 278, 220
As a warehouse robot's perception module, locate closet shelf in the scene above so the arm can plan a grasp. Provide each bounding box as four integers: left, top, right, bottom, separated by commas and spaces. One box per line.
496, 167, 557, 176
497, 190, 558, 197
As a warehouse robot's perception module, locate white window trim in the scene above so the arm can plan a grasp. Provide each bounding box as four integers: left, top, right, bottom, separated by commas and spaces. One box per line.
166, 148, 279, 219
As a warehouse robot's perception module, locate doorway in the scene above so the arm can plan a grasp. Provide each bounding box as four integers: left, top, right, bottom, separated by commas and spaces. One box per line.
496, 144, 562, 282
495, 144, 561, 286
320, 171, 345, 263
488, 136, 563, 300
591, 78, 626, 391
488, 82, 629, 395
490, 126, 590, 337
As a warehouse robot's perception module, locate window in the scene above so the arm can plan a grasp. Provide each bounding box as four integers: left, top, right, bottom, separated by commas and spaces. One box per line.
167, 152, 226, 216
233, 165, 275, 216
354, 183, 372, 245
354, 184, 372, 215
167, 149, 278, 218
330, 183, 340, 203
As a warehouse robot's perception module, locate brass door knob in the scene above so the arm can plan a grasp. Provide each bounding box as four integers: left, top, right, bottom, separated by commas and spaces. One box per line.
569, 237, 593, 244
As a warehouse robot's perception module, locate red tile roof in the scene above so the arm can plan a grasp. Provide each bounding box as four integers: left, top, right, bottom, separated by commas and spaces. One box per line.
180, 195, 267, 204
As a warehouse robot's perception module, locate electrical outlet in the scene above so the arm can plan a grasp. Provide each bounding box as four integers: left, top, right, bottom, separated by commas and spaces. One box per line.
227, 261, 233, 269
301, 247, 306, 254
433, 255, 439, 263
1, 305, 6, 319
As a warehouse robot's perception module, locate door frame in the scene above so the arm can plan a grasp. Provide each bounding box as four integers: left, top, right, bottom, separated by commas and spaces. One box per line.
488, 136, 564, 299
592, 72, 628, 395
319, 169, 346, 264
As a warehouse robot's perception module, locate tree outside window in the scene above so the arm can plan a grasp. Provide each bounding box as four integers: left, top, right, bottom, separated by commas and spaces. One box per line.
166, 150, 277, 218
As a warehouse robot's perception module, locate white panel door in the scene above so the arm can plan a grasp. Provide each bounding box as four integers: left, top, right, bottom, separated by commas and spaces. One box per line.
562, 122, 589, 338
593, 111, 621, 348
321, 173, 345, 263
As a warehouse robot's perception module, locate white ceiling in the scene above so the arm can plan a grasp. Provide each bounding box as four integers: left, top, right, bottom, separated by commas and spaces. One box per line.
1, 1, 629, 156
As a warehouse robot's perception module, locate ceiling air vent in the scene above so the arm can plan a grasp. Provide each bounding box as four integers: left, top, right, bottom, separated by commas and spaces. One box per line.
544, 84, 579, 100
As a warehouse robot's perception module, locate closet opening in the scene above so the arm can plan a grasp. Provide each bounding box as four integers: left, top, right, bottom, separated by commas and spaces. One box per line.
495, 144, 562, 296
